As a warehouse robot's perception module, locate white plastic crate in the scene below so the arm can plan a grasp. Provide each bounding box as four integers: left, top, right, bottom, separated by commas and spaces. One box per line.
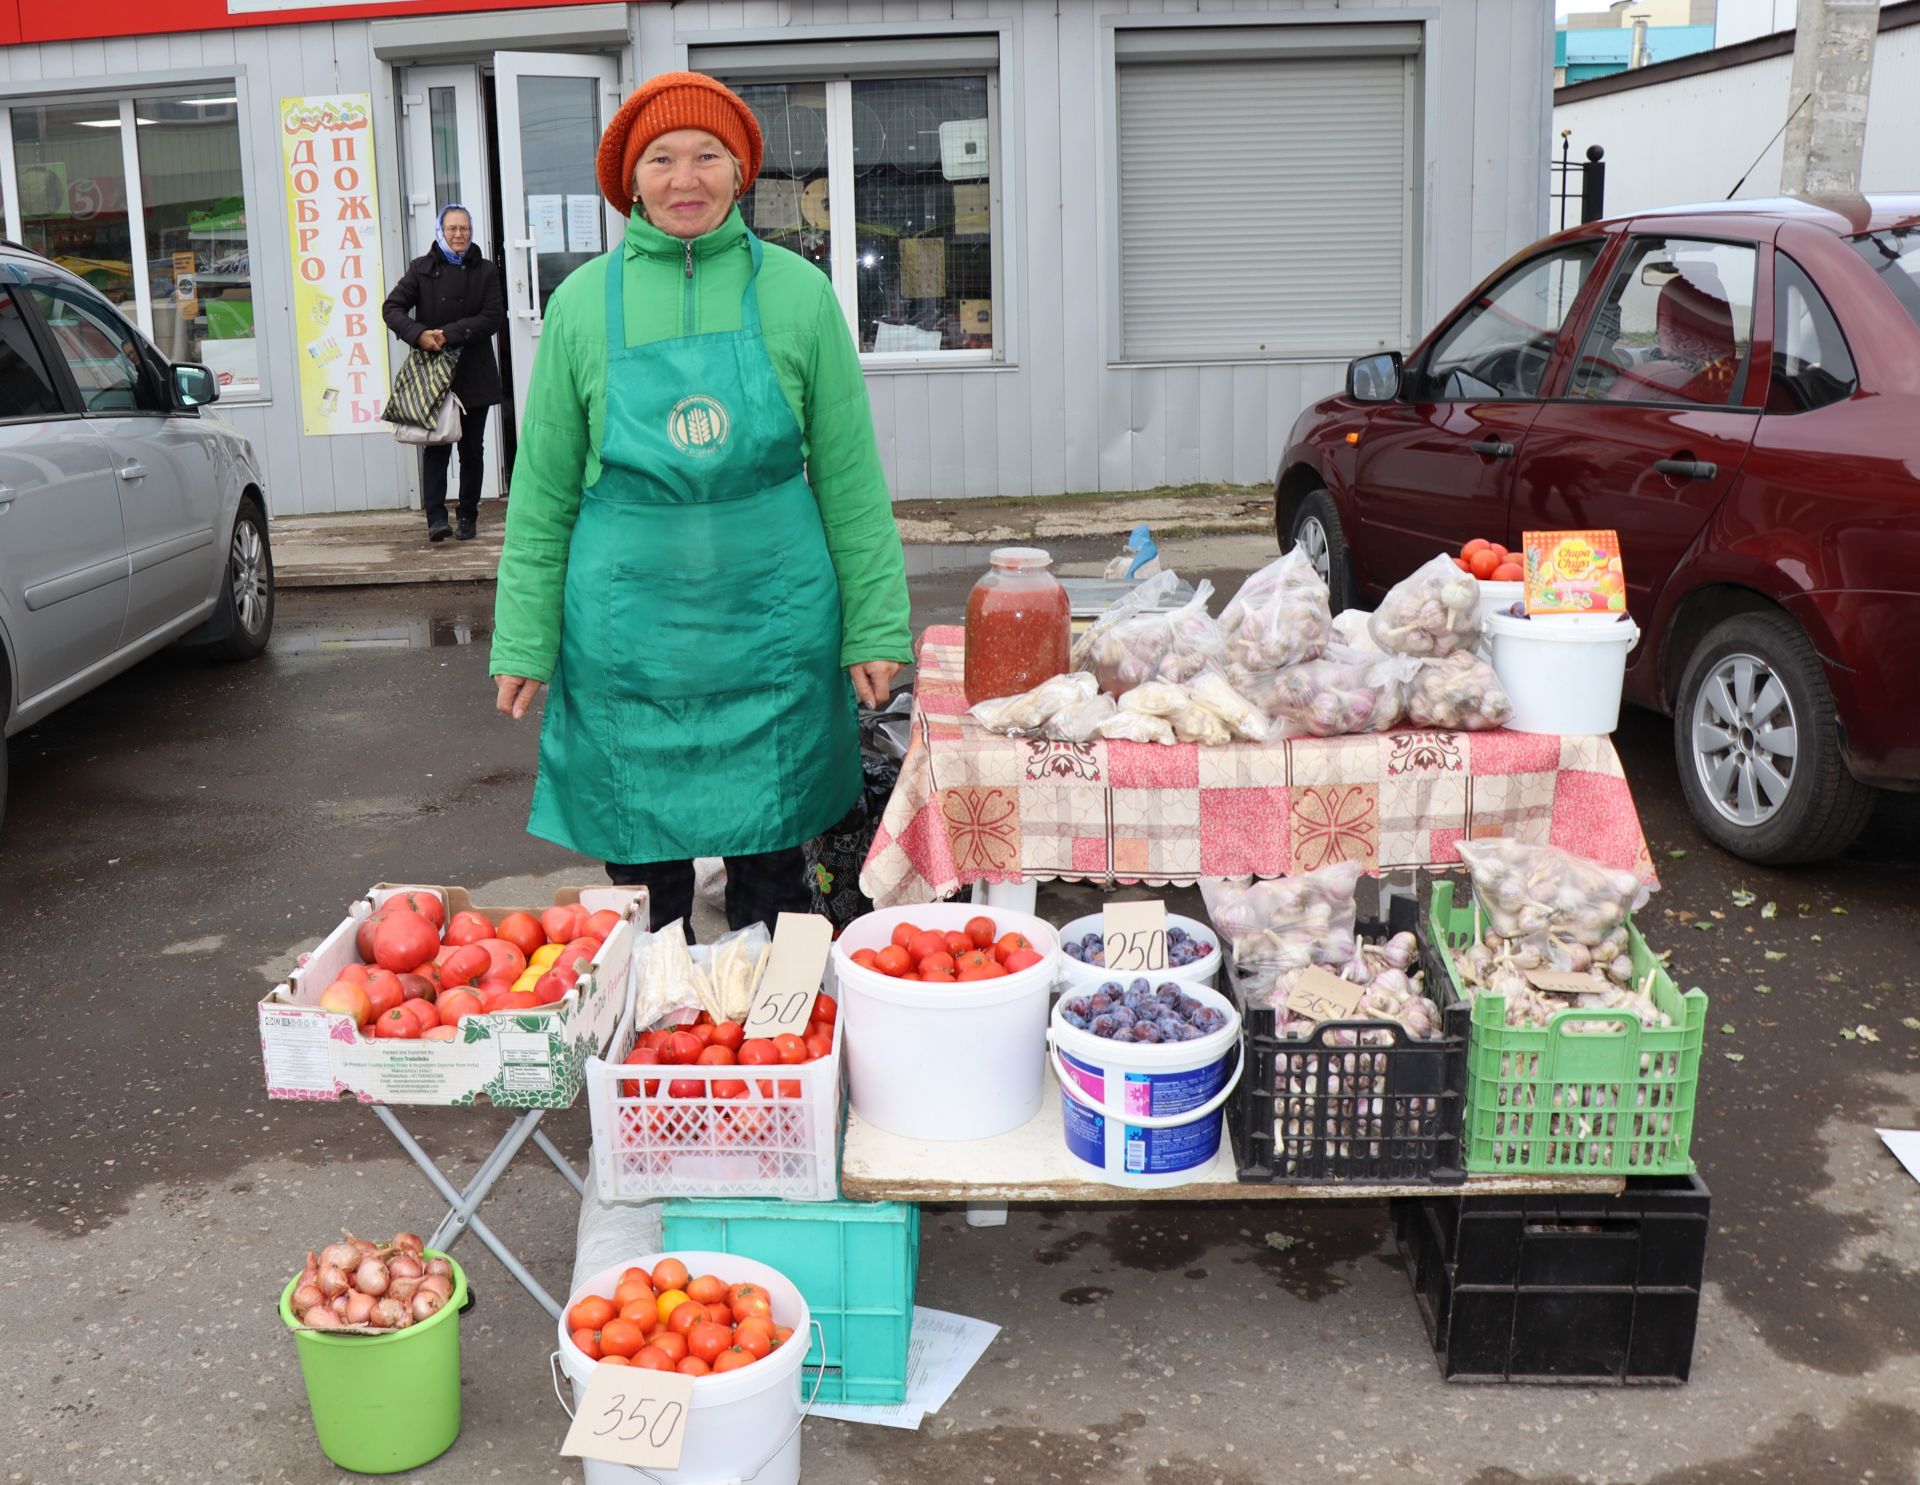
584, 951, 842, 1202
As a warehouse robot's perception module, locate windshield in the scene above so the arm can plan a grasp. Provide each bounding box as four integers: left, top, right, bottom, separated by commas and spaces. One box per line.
1850, 228, 1920, 326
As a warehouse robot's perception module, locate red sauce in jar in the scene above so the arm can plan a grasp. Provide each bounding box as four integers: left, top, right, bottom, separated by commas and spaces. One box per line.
964, 548, 1072, 705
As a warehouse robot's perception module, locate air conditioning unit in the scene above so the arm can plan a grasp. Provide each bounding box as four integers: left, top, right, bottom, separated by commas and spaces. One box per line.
938, 119, 989, 181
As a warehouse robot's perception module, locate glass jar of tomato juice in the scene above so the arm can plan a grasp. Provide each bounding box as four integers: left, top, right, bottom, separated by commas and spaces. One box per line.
964, 547, 1071, 705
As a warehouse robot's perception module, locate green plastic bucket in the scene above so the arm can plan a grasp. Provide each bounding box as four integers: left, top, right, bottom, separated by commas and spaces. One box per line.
278, 1252, 467, 1474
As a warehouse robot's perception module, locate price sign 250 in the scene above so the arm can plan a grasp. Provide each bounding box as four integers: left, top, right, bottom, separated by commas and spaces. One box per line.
1106, 929, 1167, 973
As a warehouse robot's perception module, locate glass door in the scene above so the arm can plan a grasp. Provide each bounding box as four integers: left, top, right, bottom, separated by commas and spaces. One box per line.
494, 52, 624, 419
398, 64, 500, 502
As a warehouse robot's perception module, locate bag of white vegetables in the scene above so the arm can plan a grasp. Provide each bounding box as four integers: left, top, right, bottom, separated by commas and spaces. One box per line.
1050, 690, 1118, 743
1329, 608, 1382, 652
1072, 570, 1181, 671
1075, 573, 1225, 696
1201, 861, 1365, 981
1405, 652, 1513, 731
1219, 548, 1332, 672
1096, 709, 1177, 744
970, 670, 1098, 736
1455, 837, 1652, 947
1269, 646, 1420, 738
1368, 552, 1481, 658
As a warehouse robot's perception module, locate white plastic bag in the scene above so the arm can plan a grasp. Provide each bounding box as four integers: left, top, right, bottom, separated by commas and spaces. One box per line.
1078, 575, 1223, 696
1117, 680, 1192, 719
1455, 838, 1652, 946
1201, 861, 1366, 976
1406, 652, 1512, 730
1096, 710, 1177, 744
1051, 691, 1119, 742
1330, 608, 1383, 652
1219, 548, 1332, 672
970, 671, 1098, 736
1188, 666, 1272, 743
1368, 553, 1481, 658
1270, 645, 1418, 737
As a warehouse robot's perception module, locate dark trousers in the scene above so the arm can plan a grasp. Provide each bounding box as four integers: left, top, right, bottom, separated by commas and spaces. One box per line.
422, 403, 488, 520
607, 847, 813, 937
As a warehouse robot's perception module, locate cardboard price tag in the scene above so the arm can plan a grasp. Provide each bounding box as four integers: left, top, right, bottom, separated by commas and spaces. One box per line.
1525, 970, 1603, 997
1103, 900, 1169, 974
561, 1364, 695, 1470
742, 913, 833, 1039
1287, 965, 1366, 1024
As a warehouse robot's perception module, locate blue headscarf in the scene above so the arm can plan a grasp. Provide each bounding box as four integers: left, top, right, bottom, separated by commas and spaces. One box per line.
434, 203, 473, 265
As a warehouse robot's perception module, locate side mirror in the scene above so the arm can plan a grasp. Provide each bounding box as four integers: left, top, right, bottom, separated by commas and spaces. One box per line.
172, 362, 219, 409
1347, 351, 1402, 403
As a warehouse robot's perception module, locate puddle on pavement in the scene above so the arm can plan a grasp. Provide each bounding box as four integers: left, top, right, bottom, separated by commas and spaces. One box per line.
274, 612, 493, 652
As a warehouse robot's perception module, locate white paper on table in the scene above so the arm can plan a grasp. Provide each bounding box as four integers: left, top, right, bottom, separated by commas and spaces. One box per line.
528, 195, 564, 253
565, 194, 603, 254
807, 1306, 1000, 1431
1876, 1128, 1920, 1185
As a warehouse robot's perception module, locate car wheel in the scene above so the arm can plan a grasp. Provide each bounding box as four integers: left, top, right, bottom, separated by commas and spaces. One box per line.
1672, 610, 1875, 864
210, 499, 274, 662
1285, 490, 1353, 612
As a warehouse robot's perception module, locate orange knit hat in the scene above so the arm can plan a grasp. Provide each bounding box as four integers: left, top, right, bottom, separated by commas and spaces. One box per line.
596, 72, 764, 214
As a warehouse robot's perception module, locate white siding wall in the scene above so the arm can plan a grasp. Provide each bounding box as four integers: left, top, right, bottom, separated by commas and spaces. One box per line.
1555, 20, 1920, 217
0, 20, 423, 515
0, 0, 1550, 511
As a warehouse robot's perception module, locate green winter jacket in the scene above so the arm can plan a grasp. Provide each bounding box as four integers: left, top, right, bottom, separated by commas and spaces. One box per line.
490, 207, 911, 684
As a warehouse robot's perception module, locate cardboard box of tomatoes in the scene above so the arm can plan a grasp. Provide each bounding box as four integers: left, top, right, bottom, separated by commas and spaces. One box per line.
257, 883, 642, 1109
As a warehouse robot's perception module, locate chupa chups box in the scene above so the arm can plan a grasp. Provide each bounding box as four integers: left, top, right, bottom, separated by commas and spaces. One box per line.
258, 883, 643, 1109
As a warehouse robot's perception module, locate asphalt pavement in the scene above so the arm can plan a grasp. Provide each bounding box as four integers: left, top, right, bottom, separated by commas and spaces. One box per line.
3, 535, 1919, 1485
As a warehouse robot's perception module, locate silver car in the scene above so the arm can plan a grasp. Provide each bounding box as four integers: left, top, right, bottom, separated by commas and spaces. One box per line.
0, 243, 273, 829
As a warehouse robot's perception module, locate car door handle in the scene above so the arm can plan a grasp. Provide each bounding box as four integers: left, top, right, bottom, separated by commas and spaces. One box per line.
1467, 440, 1515, 459
0, 481, 12, 513
118, 461, 147, 482
1654, 458, 1716, 480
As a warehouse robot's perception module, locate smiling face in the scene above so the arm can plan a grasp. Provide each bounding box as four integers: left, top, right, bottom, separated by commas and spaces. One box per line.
632, 129, 741, 240
439, 209, 472, 251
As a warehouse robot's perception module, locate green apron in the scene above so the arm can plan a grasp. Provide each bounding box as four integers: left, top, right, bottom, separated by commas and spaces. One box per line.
528, 232, 860, 864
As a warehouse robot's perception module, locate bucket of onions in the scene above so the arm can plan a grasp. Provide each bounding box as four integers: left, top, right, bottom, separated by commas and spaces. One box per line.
278, 1230, 469, 1473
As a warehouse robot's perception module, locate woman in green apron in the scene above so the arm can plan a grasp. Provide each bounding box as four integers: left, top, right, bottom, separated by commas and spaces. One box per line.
490, 72, 911, 932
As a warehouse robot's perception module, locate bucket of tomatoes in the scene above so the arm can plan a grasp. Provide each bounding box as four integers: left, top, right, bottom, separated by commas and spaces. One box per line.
831, 905, 1059, 1143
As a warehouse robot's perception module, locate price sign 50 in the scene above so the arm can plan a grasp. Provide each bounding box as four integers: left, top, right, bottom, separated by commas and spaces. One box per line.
1102, 900, 1168, 974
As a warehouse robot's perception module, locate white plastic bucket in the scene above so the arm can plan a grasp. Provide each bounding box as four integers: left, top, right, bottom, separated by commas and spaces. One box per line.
833, 904, 1059, 1142
1485, 611, 1641, 735
551, 1251, 820, 1485
1054, 912, 1221, 994
1474, 580, 1525, 656
1045, 984, 1244, 1189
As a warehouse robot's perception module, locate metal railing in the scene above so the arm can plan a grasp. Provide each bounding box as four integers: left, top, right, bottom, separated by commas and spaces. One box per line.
1550, 134, 1607, 230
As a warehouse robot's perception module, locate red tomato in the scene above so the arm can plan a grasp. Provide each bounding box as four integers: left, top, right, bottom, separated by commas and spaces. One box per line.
362, 970, 405, 1019
957, 962, 1005, 981
540, 904, 590, 945
1492, 561, 1525, 582
496, 912, 545, 959
776, 1078, 802, 1099
474, 939, 528, 980
439, 944, 493, 988
687, 1023, 715, 1048
711, 1346, 757, 1374
412, 963, 446, 993
811, 992, 837, 1026
1455, 557, 1473, 572
774, 1034, 808, 1065
919, 968, 957, 984
598, 1318, 645, 1359
569, 1295, 616, 1332
710, 1020, 745, 1052
444, 910, 496, 947
943, 930, 973, 956
354, 911, 387, 965
874, 945, 912, 978
373, 1007, 421, 1040
676, 1356, 711, 1377
732, 1318, 774, 1359
667, 1078, 706, 1099
438, 988, 482, 1027
667, 1300, 710, 1337
387, 890, 446, 930
965, 916, 996, 949
560, 936, 603, 973
906, 930, 948, 966
1003, 948, 1043, 974
598, 1355, 631, 1368
685, 1274, 729, 1305
711, 1078, 748, 1099
1469, 549, 1501, 580
850, 948, 879, 971
530, 971, 571, 1006
918, 951, 957, 976
739, 1039, 779, 1066
397, 972, 437, 1003
318, 980, 374, 1027
666, 1031, 705, 1066
620, 1046, 663, 1097
421, 1025, 459, 1041
729, 1284, 772, 1323
889, 922, 922, 950
804, 1032, 833, 1059
1462, 538, 1492, 558
373, 910, 440, 973
641, 1028, 674, 1054
994, 932, 1034, 962
696, 1045, 736, 1066
586, 908, 623, 938
687, 1320, 731, 1364
570, 1327, 604, 1360
633, 1346, 673, 1371
954, 949, 992, 974
650, 1331, 688, 1364
1487, 543, 1510, 564
333, 962, 372, 986
401, 998, 442, 1034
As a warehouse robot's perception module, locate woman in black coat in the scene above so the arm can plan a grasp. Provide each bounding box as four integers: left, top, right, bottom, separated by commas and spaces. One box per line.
382, 204, 506, 542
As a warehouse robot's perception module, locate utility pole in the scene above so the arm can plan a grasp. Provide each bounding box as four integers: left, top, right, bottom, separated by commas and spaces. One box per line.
1780, 0, 1879, 196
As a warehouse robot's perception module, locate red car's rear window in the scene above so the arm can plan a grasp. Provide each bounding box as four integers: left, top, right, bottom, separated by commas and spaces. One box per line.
1851, 228, 1920, 326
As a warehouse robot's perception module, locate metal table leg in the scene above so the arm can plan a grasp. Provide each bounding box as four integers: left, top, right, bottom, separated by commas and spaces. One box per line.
532, 1126, 586, 1194
369, 1104, 569, 1320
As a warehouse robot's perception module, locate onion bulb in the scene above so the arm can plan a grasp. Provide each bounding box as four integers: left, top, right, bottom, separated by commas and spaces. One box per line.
318, 1264, 350, 1300
330, 1293, 351, 1317
293, 1282, 324, 1312
302, 1306, 343, 1329
353, 1257, 390, 1297
344, 1290, 377, 1326
425, 1258, 452, 1280
390, 1232, 425, 1257
319, 1242, 359, 1273
388, 1276, 422, 1304
371, 1298, 410, 1329
410, 1290, 446, 1322
418, 1274, 453, 1303
388, 1254, 423, 1281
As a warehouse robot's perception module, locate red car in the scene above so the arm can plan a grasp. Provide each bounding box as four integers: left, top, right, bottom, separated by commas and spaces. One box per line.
1276, 195, 1920, 864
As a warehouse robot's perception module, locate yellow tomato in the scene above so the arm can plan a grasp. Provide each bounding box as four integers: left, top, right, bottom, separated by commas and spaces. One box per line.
656, 1289, 691, 1325
531, 943, 564, 969
512, 968, 542, 994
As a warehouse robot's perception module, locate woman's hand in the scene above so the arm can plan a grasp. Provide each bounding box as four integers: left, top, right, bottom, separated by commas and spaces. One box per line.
419, 328, 448, 351
495, 675, 545, 719
849, 661, 901, 709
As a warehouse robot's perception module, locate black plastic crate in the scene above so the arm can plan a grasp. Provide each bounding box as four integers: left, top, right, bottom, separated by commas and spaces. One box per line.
1391, 1174, 1710, 1384
1224, 895, 1468, 1186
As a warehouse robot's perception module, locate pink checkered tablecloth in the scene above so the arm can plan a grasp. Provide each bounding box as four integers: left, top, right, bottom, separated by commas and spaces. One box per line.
859, 627, 1657, 908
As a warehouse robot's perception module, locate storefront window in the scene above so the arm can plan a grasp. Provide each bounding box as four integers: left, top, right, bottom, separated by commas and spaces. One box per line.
429, 87, 463, 206
734, 73, 996, 359
10, 101, 137, 315
135, 94, 259, 397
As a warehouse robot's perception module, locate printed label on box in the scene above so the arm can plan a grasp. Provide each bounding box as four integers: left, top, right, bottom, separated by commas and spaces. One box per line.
498, 1032, 552, 1065
503, 1064, 556, 1092
261, 1010, 334, 1095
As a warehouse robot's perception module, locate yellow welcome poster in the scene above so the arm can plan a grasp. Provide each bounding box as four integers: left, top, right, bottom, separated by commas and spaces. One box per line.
280, 95, 390, 436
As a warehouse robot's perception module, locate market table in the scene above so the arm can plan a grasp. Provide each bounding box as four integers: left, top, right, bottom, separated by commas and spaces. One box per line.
838, 1063, 1624, 1203
861, 626, 1657, 910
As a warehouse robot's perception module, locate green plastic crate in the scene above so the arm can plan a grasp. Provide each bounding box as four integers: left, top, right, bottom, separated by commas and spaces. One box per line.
1424, 880, 1707, 1176
662, 1198, 919, 1403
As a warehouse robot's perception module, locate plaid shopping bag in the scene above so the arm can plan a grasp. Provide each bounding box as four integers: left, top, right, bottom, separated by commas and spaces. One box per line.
384, 346, 461, 429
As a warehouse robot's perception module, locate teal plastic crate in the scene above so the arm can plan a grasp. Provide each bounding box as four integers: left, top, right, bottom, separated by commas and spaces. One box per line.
662, 1198, 919, 1403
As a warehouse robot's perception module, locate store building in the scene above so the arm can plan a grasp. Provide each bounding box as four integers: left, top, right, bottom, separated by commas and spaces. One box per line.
0, 0, 1549, 514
